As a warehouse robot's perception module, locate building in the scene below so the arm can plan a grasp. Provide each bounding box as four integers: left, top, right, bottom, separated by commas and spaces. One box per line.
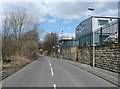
75, 16, 118, 46
59, 37, 73, 48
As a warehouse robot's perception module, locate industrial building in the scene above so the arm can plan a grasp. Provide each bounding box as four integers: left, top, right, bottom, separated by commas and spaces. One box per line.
75, 16, 118, 46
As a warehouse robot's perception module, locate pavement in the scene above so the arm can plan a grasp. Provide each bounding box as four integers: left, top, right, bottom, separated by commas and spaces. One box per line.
2, 55, 119, 87
61, 58, 119, 87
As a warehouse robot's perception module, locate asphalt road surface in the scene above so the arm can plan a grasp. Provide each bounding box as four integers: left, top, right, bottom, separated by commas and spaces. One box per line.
2, 56, 117, 87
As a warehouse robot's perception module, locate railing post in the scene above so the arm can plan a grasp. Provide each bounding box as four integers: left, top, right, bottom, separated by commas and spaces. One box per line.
100, 27, 103, 45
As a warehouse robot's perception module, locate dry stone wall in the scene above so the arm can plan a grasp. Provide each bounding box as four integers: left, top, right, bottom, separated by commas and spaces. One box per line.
61, 43, 120, 73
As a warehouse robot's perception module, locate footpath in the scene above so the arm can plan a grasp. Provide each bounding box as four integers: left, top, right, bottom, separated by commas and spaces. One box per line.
62, 59, 119, 87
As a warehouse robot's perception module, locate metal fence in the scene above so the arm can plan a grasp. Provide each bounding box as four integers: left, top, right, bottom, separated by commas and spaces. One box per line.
77, 19, 119, 47
94, 20, 118, 45
61, 19, 119, 48
62, 39, 78, 48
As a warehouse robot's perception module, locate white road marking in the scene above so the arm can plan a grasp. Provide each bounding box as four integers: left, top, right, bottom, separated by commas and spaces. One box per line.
48, 60, 50, 63
51, 67, 54, 76
53, 84, 56, 89
49, 63, 52, 67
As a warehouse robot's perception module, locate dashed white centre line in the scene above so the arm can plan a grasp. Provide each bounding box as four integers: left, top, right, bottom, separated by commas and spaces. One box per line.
49, 63, 52, 67
48, 60, 50, 63
48, 60, 56, 88
53, 84, 57, 89
51, 67, 54, 76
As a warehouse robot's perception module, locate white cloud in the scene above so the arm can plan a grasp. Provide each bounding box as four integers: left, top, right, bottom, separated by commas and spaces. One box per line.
0, 2, 118, 28
0, 0, 119, 2
1, 2, 118, 23
41, 2, 118, 23
48, 19, 56, 23
40, 17, 46, 23
1, 1, 119, 39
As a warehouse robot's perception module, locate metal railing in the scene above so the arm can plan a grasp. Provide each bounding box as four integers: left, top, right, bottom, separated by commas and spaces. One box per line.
77, 20, 119, 47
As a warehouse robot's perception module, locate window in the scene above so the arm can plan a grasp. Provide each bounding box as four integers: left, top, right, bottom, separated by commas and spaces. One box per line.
82, 24, 85, 31
98, 20, 108, 26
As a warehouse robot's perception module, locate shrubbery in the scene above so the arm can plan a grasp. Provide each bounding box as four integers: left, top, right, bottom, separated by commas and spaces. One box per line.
2, 10, 41, 63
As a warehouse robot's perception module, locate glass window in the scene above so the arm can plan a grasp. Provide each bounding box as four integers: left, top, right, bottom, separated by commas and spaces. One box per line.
98, 20, 108, 26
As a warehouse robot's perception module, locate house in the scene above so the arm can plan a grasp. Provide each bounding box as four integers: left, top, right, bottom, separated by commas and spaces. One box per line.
75, 16, 118, 46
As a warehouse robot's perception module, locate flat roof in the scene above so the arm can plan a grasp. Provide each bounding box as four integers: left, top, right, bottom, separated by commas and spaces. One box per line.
75, 16, 119, 29
59, 38, 73, 42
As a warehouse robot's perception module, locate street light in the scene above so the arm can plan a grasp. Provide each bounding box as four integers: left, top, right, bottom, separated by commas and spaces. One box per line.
88, 7, 95, 67
88, 7, 94, 17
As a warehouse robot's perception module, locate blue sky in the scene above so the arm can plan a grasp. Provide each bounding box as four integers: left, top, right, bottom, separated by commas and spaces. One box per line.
1, 1, 119, 39
41, 15, 80, 36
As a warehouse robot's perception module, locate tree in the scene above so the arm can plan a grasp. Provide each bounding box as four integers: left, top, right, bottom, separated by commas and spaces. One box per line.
43, 32, 58, 55
2, 9, 42, 61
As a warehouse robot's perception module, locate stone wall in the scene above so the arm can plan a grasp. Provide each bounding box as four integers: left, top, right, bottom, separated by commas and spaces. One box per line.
62, 47, 78, 61
61, 43, 120, 73
62, 48, 71, 60
70, 47, 78, 61
77, 46, 92, 65
78, 43, 120, 73
95, 43, 120, 73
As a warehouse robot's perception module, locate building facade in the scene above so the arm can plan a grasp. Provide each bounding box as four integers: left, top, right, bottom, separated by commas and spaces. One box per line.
75, 16, 118, 46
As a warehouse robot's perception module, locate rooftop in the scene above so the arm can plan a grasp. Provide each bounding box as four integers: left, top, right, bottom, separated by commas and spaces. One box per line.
75, 16, 119, 29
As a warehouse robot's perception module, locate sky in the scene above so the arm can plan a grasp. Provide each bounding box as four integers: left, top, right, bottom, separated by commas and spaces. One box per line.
0, 0, 119, 39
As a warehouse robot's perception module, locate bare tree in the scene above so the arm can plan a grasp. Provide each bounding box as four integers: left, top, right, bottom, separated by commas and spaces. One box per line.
2, 9, 42, 62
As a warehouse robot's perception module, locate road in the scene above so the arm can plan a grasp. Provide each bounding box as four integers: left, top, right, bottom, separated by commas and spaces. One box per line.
2, 56, 117, 87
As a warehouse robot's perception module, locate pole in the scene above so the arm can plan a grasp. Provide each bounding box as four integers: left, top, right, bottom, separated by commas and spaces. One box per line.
93, 30, 95, 67
118, 18, 120, 44
100, 27, 103, 45
61, 27, 63, 39
118, 1, 120, 44
88, 7, 95, 67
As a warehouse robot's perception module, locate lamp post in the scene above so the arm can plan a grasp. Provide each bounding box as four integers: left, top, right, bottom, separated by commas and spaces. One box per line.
88, 7, 95, 67
88, 7, 94, 17
118, 1, 120, 44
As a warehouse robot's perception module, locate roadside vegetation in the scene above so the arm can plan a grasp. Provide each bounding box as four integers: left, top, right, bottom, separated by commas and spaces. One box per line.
42, 32, 58, 55
2, 9, 42, 79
